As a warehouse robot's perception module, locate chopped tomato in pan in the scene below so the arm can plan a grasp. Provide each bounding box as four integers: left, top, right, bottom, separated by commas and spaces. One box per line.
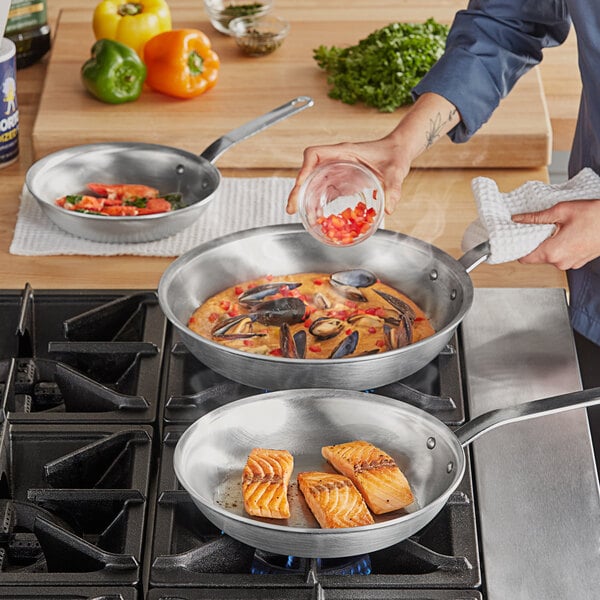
54, 183, 183, 216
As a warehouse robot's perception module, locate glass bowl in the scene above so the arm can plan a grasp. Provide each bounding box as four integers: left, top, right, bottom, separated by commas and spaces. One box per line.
228, 14, 290, 56
298, 161, 385, 247
203, 0, 272, 35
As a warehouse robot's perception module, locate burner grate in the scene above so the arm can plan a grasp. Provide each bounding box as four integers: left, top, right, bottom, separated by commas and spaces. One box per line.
0, 421, 152, 586
148, 428, 481, 591
0, 288, 166, 423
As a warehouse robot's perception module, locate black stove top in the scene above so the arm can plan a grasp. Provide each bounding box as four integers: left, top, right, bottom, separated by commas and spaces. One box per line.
0, 286, 483, 600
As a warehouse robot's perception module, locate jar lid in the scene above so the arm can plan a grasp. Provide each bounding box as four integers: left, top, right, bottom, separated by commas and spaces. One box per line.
0, 37, 16, 61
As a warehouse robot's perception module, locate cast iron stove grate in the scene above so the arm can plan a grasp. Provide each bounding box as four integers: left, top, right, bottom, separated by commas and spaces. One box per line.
0, 421, 152, 587
160, 329, 466, 426
0, 285, 166, 423
146, 428, 481, 592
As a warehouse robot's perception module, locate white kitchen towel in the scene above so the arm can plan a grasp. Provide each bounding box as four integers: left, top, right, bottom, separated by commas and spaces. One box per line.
461, 167, 600, 264
10, 177, 300, 256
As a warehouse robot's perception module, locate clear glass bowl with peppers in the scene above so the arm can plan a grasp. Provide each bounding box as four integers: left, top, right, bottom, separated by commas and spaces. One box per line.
228, 14, 289, 56
298, 161, 385, 247
203, 0, 272, 35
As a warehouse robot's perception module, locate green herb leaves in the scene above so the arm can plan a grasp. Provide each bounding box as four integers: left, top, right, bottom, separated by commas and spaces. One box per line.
314, 19, 449, 112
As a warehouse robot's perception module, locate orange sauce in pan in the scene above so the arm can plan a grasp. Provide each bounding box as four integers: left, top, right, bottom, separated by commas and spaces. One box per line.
188, 272, 435, 359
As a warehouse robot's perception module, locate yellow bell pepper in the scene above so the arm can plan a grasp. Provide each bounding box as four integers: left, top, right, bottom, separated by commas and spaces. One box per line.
93, 0, 172, 58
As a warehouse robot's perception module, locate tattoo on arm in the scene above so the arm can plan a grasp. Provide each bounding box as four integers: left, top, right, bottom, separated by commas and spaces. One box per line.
424, 108, 458, 149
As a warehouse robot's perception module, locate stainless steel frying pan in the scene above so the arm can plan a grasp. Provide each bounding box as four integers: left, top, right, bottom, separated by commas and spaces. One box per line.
25, 97, 313, 243
158, 224, 489, 390
174, 386, 600, 558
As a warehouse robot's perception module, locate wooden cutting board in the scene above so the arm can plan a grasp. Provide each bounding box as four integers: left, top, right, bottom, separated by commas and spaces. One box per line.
32, 7, 551, 169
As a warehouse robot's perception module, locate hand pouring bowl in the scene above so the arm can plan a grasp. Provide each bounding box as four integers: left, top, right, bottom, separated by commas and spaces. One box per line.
25, 96, 313, 243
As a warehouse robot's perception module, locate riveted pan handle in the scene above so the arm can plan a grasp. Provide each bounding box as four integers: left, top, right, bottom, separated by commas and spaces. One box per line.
200, 96, 314, 164
455, 386, 600, 447
457, 240, 490, 273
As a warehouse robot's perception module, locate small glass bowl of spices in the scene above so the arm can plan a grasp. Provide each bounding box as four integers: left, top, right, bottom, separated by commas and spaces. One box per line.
228, 14, 290, 56
203, 0, 272, 35
298, 161, 385, 247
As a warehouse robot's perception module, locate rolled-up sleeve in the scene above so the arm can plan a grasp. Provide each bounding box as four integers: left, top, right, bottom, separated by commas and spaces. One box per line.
412, 0, 571, 142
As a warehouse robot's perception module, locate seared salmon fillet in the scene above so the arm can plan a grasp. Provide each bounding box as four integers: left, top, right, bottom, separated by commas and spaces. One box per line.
297, 471, 375, 528
322, 440, 414, 514
242, 448, 293, 519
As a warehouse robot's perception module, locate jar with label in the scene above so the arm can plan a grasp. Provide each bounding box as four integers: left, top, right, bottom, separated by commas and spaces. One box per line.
5, 0, 51, 69
0, 37, 19, 168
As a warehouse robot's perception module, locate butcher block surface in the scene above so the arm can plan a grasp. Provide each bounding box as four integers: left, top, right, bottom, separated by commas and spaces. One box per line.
32, 7, 551, 169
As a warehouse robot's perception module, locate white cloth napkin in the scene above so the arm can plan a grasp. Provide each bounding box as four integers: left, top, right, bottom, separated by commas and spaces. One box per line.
462, 167, 600, 264
10, 177, 300, 256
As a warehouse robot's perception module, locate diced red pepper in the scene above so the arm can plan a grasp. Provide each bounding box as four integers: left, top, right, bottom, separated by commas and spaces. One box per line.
309, 344, 322, 353
316, 200, 378, 245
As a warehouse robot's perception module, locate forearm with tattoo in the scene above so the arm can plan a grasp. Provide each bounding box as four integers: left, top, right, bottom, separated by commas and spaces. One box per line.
423, 107, 458, 150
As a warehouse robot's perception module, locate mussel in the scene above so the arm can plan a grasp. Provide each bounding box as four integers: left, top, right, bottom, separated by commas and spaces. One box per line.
280, 324, 307, 358
238, 282, 301, 307
374, 290, 416, 322
346, 313, 384, 328
330, 330, 359, 359
312, 292, 332, 310
383, 315, 413, 350
330, 269, 377, 288
250, 297, 307, 327
329, 269, 377, 303
211, 315, 264, 339
309, 316, 345, 340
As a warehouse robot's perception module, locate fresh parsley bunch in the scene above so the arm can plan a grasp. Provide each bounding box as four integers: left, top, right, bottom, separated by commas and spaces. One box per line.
314, 18, 449, 112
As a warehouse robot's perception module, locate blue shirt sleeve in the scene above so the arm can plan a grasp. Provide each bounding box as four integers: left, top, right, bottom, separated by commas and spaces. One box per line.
412, 0, 571, 142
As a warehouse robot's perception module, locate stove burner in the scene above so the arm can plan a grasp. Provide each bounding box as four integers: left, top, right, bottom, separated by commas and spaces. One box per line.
250, 549, 372, 576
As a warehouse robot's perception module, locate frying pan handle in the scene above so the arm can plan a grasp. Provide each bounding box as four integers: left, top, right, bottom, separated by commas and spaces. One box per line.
457, 240, 490, 273
455, 386, 600, 447
200, 96, 314, 164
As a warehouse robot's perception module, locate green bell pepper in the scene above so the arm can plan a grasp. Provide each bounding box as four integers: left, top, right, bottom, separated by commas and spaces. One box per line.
81, 38, 147, 104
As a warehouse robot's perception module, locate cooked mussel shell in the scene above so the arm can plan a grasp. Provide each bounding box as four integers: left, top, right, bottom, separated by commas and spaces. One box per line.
312, 292, 332, 310
238, 282, 301, 306
211, 315, 263, 339
374, 290, 416, 322
309, 316, 345, 340
383, 315, 413, 350
329, 281, 367, 303
293, 329, 307, 358
331, 269, 377, 288
347, 313, 384, 328
330, 330, 359, 359
250, 297, 306, 326
280, 324, 307, 358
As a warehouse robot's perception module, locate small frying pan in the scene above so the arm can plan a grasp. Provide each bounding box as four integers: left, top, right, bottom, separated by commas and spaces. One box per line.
174, 387, 600, 558
25, 96, 313, 243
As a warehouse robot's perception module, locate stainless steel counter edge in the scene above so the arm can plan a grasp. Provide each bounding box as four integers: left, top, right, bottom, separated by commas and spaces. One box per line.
462, 288, 600, 600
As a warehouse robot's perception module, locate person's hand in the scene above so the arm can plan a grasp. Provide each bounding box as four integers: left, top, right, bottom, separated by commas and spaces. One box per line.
285, 93, 461, 216
512, 199, 600, 269
285, 137, 412, 216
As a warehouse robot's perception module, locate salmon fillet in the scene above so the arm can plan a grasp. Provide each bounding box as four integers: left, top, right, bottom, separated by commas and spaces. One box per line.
242, 448, 294, 519
322, 440, 414, 514
297, 471, 375, 528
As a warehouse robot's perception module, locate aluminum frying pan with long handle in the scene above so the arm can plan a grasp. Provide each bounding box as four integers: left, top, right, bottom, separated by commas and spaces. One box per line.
173, 386, 600, 559
25, 96, 314, 243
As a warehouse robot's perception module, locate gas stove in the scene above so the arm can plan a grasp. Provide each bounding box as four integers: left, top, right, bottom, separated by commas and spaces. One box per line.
0, 285, 597, 599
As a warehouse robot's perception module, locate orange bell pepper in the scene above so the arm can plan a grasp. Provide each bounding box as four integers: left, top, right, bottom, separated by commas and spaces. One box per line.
144, 29, 220, 99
